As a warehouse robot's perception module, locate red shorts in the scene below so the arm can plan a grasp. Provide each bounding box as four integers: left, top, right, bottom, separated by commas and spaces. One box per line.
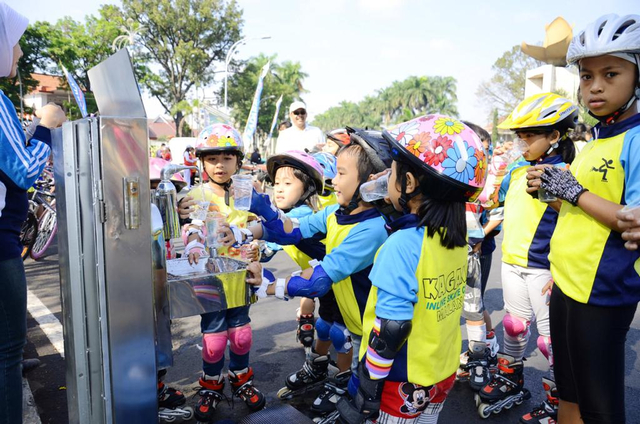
376, 373, 456, 422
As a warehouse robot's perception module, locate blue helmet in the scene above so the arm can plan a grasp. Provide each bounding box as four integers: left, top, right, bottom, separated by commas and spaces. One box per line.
313, 152, 337, 186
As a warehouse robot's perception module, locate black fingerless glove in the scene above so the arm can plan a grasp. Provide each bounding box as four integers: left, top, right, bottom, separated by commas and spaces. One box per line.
540, 166, 588, 206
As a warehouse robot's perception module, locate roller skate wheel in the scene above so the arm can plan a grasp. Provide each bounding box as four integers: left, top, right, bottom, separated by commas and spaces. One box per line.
182, 406, 194, 420
163, 416, 176, 423
477, 403, 492, 419
277, 387, 293, 400
504, 401, 513, 410
515, 397, 524, 406
474, 393, 481, 407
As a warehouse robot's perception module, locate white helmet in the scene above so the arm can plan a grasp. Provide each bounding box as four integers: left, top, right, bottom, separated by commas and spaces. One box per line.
567, 14, 640, 64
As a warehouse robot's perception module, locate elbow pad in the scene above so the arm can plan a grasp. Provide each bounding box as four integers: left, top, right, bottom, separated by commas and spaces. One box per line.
261, 219, 302, 245
287, 264, 333, 298
368, 317, 412, 362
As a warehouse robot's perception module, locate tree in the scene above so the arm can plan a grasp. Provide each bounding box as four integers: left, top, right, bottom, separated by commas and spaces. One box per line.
0, 25, 52, 112
312, 75, 459, 131
491, 108, 499, 144
477, 45, 543, 115
224, 54, 308, 136
122, 0, 244, 135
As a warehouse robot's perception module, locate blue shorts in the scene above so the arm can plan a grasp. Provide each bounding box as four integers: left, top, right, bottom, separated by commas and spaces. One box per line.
200, 305, 251, 334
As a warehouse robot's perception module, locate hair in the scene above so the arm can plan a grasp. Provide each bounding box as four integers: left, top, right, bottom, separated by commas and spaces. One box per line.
336, 143, 377, 186
570, 123, 590, 142
462, 121, 491, 144
276, 166, 319, 211
394, 160, 467, 249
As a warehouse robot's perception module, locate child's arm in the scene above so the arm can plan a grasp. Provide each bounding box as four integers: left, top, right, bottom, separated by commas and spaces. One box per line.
526, 165, 626, 232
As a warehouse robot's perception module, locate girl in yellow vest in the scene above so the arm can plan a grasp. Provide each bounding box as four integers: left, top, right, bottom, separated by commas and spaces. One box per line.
478, 93, 578, 422
333, 115, 486, 423
527, 14, 640, 424
177, 123, 264, 423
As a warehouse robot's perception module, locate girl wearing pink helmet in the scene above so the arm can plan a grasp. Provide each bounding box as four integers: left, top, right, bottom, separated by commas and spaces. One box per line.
335, 115, 487, 424
264, 151, 350, 411
177, 123, 265, 421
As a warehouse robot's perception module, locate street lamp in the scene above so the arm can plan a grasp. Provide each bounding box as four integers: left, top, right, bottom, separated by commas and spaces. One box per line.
224, 36, 271, 112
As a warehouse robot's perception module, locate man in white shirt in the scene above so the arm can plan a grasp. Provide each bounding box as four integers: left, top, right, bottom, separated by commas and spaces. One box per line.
274, 101, 325, 154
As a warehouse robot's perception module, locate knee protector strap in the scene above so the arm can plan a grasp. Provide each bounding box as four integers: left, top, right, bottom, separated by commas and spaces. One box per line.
228, 324, 253, 355
287, 264, 333, 298
315, 317, 332, 342
537, 335, 553, 366
202, 332, 228, 364
330, 322, 353, 354
503, 313, 530, 340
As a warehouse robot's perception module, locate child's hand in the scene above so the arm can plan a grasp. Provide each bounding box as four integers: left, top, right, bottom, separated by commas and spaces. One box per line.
188, 250, 201, 265
247, 242, 260, 262
525, 165, 551, 194
245, 261, 263, 286
617, 207, 640, 251
542, 278, 554, 305
218, 223, 237, 246
178, 195, 196, 219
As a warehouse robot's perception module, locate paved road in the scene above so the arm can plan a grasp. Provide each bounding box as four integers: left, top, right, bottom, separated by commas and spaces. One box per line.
23, 234, 640, 423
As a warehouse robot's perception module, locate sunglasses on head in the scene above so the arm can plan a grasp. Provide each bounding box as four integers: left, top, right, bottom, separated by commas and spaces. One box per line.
293, 110, 307, 116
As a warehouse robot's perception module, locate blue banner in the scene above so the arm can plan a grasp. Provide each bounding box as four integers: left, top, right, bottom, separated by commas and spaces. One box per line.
242, 61, 270, 149
62, 65, 88, 118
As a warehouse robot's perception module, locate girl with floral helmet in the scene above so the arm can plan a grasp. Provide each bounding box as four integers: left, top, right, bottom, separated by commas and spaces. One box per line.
527, 14, 640, 424
474, 93, 579, 422
335, 115, 486, 423
176, 123, 265, 421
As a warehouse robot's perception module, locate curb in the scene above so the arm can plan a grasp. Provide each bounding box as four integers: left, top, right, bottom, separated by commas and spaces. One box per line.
23, 377, 42, 424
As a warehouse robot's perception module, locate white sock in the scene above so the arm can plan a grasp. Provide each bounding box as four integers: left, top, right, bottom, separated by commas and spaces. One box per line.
466, 323, 487, 344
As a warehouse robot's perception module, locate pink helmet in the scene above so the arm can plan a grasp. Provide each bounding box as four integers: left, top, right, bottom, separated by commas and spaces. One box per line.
195, 123, 244, 158
149, 157, 186, 189
383, 114, 487, 202
267, 150, 325, 195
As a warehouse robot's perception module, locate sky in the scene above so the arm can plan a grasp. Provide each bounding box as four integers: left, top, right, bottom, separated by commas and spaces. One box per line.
8, 0, 639, 126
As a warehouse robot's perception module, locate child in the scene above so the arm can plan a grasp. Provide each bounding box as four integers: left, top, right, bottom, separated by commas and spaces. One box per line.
328, 115, 486, 423
263, 150, 351, 412
478, 93, 578, 422
182, 145, 197, 189
527, 14, 640, 423
313, 151, 339, 210
323, 128, 351, 156
176, 123, 264, 423
231, 128, 392, 407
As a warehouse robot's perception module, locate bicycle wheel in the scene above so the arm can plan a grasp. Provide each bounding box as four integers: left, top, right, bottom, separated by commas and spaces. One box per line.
30, 209, 57, 260
20, 212, 38, 260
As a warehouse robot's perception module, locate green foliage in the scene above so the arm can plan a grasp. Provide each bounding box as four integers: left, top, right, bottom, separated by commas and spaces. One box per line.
224, 54, 308, 136
477, 45, 543, 115
312, 75, 458, 132
0, 25, 51, 111
491, 108, 499, 144
122, 0, 244, 135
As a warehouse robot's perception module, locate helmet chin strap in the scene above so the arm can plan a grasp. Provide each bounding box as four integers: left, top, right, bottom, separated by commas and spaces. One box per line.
293, 182, 317, 209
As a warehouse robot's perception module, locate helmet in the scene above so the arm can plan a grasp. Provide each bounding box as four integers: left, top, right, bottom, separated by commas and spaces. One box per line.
267, 150, 325, 195
346, 127, 393, 174
326, 128, 351, 147
195, 123, 244, 158
383, 114, 487, 202
498, 93, 578, 131
313, 152, 337, 184
567, 14, 640, 65
149, 157, 186, 190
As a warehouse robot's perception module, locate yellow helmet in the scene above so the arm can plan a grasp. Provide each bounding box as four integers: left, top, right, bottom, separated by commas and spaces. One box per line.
498, 93, 578, 131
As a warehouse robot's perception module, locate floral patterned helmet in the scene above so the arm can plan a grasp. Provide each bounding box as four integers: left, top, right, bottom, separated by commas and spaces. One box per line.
267, 150, 325, 195
195, 123, 244, 158
383, 115, 487, 202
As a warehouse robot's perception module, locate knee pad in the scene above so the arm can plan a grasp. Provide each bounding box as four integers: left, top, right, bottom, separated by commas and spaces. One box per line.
202, 332, 228, 364
503, 313, 530, 341
537, 335, 553, 366
315, 317, 332, 342
330, 322, 353, 354
228, 324, 253, 355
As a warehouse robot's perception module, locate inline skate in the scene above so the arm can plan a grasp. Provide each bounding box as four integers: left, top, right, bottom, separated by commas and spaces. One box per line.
475, 353, 531, 418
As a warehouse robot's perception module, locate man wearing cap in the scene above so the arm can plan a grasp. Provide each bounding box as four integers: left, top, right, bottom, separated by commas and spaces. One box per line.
274, 101, 325, 154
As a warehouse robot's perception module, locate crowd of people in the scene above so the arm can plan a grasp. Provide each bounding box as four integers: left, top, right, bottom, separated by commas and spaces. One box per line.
1, 3, 640, 424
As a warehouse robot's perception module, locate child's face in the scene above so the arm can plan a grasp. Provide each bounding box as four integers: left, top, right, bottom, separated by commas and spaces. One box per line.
203, 152, 238, 184
580, 55, 638, 119
515, 131, 557, 161
322, 140, 340, 156
388, 161, 402, 212
273, 167, 305, 210
333, 152, 361, 207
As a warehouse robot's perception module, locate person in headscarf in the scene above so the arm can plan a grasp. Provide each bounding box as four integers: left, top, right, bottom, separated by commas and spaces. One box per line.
0, 3, 65, 423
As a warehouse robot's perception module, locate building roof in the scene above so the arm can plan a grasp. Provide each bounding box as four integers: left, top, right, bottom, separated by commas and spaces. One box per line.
148, 117, 176, 139
30, 73, 65, 94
